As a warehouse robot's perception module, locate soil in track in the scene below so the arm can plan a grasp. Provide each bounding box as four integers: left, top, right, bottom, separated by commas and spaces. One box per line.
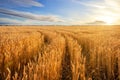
37, 30, 73, 80
61, 35, 72, 80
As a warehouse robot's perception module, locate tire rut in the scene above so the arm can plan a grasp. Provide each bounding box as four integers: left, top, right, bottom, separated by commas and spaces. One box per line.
56, 30, 91, 79
38, 29, 86, 80
45, 30, 73, 80
61, 34, 72, 80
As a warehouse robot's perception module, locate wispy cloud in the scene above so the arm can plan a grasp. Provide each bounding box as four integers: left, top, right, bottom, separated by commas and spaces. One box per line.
0, 18, 23, 24
0, 0, 120, 25
72, 0, 120, 24
72, 0, 106, 9
12, 0, 44, 7
0, 18, 42, 25
87, 20, 106, 25
0, 0, 44, 7
0, 8, 63, 22
0, 18, 64, 25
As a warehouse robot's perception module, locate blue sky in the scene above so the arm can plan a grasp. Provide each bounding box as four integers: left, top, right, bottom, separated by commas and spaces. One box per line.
0, 0, 120, 25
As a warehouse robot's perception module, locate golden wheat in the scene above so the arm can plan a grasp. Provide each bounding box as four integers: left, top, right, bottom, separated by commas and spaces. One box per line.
0, 26, 119, 80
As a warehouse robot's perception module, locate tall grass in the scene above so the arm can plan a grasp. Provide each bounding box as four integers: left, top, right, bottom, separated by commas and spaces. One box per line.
0, 26, 119, 80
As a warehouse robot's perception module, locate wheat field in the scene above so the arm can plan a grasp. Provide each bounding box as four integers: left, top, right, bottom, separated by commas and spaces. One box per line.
0, 26, 120, 80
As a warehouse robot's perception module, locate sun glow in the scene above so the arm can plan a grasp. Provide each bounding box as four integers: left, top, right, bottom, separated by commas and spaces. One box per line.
103, 17, 115, 25
98, 16, 116, 25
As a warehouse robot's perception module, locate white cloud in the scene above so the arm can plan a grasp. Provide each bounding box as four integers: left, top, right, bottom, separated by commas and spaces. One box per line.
0, 8, 63, 22
72, 0, 120, 24
0, 18, 22, 24
87, 20, 106, 25
0, 17, 67, 25
12, 0, 44, 7
10, 0, 44, 7
72, 0, 106, 9
0, 18, 55, 25
0, 0, 44, 7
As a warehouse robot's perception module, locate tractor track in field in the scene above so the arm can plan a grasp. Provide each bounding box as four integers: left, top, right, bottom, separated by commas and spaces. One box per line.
38, 29, 73, 80
37, 29, 91, 80
60, 34, 72, 80
56, 30, 91, 60
0, 27, 119, 80
38, 28, 91, 59
56, 30, 92, 78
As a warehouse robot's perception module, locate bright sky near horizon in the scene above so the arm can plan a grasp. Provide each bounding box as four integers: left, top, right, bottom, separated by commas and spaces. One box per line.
0, 0, 120, 25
